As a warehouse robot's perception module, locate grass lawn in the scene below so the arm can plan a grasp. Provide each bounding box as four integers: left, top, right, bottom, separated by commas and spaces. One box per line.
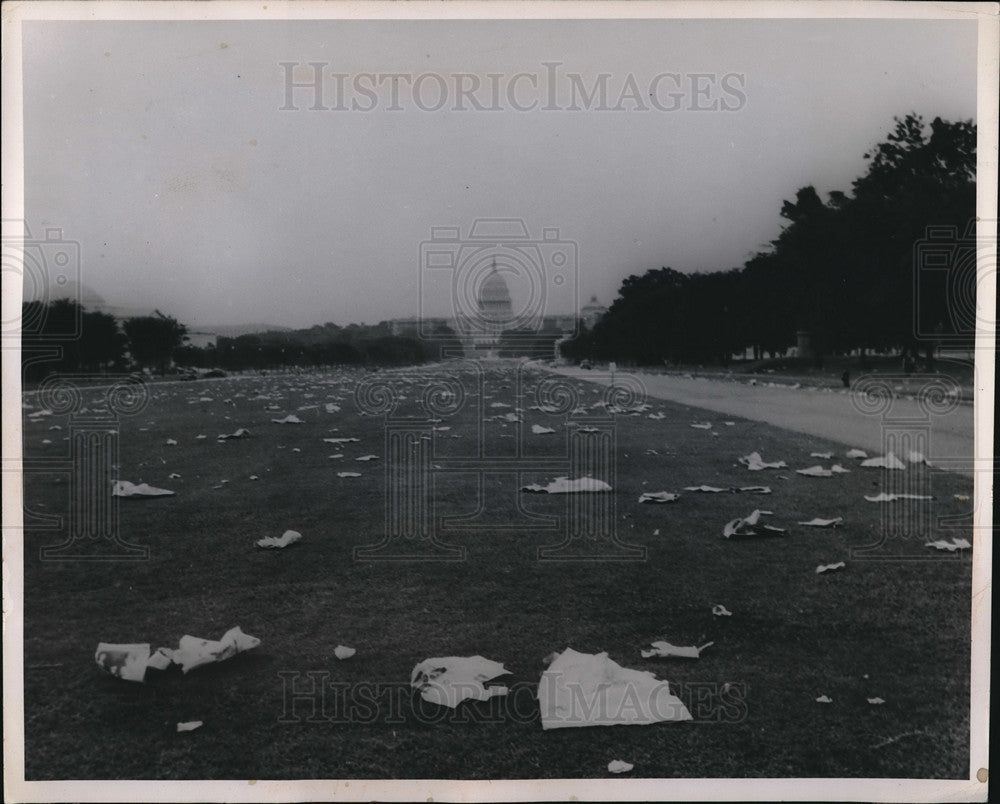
19, 360, 973, 780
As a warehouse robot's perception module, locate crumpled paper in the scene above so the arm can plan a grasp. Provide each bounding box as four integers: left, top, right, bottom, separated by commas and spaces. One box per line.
176, 721, 203, 732
723, 509, 784, 538
739, 452, 787, 471
860, 453, 906, 470
537, 648, 692, 729
712, 604, 733, 617
925, 537, 971, 552
334, 645, 356, 660
815, 561, 846, 574
271, 415, 304, 424
256, 530, 302, 549
112, 481, 175, 498
639, 491, 680, 503
641, 640, 713, 659
798, 517, 844, 528
411, 655, 510, 708
815, 695, 833, 704
217, 428, 250, 440
608, 760, 634, 773
95, 626, 260, 681
864, 493, 933, 503
94, 643, 152, 682
531, 424, 556, 434
796, 465, 850, 477
522, 476, 612, 494
168, 626, 261, 674
845, 448, 868, 459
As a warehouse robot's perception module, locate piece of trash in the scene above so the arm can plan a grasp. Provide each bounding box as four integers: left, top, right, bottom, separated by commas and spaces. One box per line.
684, 485, 727, 493
712, 604, 733, 617
864, 493, 933, 503
165, 438, 177, 446
95, 643, 152, 682
690, 422, 712, 430
324, 403, 341, 413
845, 448, 868, 459
810, 452, 833, 459
538, 648, 691, 729
907, 450, 931, 465
608, 760, 634, 774
738, 486, 772, 494
411, 656, 510, 708
249, 475, 259, 481
739, 452, 787, 471
112, 480, 175, 498
797, 465, 834, 477
861, 453, 906, 470
638, 491, 680, 503
271, 415, 304, 424
256, 530, 302, 549
724, 421, 735, 426
867, 697, 885, 705
324, 437, 360, 444
641, 640, 713, 659
798, 517, 844, 528
816, 695, 833, 704
723, 509, 783, 538
337, 472, 361, 478
176, 721, 203, 733
217, 428, 250, 440
196, 434, 208, 440
168, 472, 182, 479
531, 424, 556, 434
521, 476, 612, 494
334, 645, 356, 660
652, 528, 660, 536
954, 494, 970, 501
815, 561, 846, 574
925, 538, 971, 552
168, 626, 261, 674
355, 454, 379, 461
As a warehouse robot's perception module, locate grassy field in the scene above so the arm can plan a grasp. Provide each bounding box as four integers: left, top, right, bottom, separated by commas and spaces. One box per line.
19, 360, 973, 780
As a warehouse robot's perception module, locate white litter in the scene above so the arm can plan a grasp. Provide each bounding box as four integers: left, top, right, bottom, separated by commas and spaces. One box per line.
639, 491, 680, 504
864, 493, 933, 503
167, 626, 261, 674
641, 640, 713, 659
324, 403, 341, 413
845, 449, 868, 459
810, 452, 833, 459
324, 437, 360, 444
411, 656, 510, 708
712, 604, 733, 617
816, 695, 833, 704
165, 439, 177, 446
337, 472, 362, 478
355, 454, 379, 461
334, 645, 356, 660
113, 481, 175, 498
256, 530, 302, 549
907, 450, 931, 465
739, 486, 773, 494
168, 473, 182, 479
176, 721, 203, 733
739, 452, 787, 471
867, 697, 885, 705
217, 428, 250, 440
522, 476, 612, 494
684, 485, 727, 493
723, 509, 783, 538
690, 422, 712, 430
815, 562, 846, 574
531, 424, 556, 434
95, 643, 152, 682
860, 453, 906, 470
798, 517, 844, 528
271, 415, 304, 424
925, 538, 971, 552
608, 760, 634, 774
537, 648, 692, 729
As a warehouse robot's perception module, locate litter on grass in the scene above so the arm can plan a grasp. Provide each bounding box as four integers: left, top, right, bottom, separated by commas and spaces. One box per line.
410, 656, 510, 708
739, 452, 787, 471
521, 476, 612, 494
810, 452, 834, 459
537, 648, 692, 729
796, 465, 850, 477
95, 626, 260, 681
271, 415, 304, 424
337, 472, 361, 478
798, 517, 844, 528
256, 530, 302, 549
864, 493, 933, 503
641, 641, 713, 659
816, 695, 833, 704
94, 643, 152, 682
690, 422, 712, 430
217, 428, 250, 440
608, 760, 634, 774
638, 491, 680, 503
815, 562, 846, 574
868, 697, 886, 705
684, 485, 727, 493
355, 454, 379, 461
324, 437, 360, 444
112, 480, 175, 498
845, 448, 868, 459
712, 604, 733, 617
723, 509, 784, 538
531, 424, 556, 434
176, 721, 203, 733
334, 645, 356, 660
860, 453, 906, 470
925, 538, 971, 552
168, 626, 261, 674
165, 439, 177, 446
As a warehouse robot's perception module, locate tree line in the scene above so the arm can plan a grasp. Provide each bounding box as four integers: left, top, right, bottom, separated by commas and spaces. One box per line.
561, 113, 977, 368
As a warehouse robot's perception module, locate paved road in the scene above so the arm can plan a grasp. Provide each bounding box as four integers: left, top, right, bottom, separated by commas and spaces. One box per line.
550, 366, 978, 476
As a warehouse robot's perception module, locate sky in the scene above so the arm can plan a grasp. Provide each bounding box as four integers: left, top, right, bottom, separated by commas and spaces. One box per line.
21, 16, 979, 329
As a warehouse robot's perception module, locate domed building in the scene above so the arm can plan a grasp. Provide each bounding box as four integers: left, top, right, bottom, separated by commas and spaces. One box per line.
477, 259, 514, 336
581, 295, 607, 328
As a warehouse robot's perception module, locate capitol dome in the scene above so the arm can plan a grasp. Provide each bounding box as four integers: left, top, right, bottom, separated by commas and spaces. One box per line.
478, 261, 513, 328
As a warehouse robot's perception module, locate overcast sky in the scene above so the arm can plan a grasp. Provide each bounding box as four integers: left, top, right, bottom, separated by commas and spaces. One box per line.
22, 17, 978, 329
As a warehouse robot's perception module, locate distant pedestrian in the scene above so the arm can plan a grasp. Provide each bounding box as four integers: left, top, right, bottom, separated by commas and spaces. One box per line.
841, 370, 850, 388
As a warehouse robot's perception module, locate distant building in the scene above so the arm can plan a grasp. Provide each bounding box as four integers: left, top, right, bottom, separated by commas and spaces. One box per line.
580, 295, 607, 328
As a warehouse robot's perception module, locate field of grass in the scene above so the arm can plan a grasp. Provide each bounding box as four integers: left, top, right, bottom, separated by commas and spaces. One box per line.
19, 360, 973, 780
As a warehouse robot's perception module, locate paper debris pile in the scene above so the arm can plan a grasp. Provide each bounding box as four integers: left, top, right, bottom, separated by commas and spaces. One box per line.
739, 452, 787, 471
522, 476, 612, 494
860, 453, 906, 470
723, 509, 784, 538
638, 491, 680, 504
255, 530, 302, 549
411, 655, 509, 708
798, 517, 844, 528
864, 493, 933, 503
925, 538, 971, 552
641, 640, 713, 659
112, 481, 175, 498
538, 648, 691, 729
